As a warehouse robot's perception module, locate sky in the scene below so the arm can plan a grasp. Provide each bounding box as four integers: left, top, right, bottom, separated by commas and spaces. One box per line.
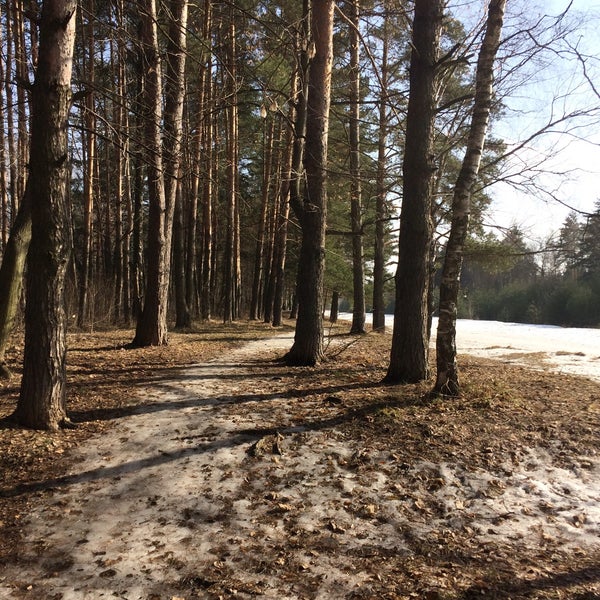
483, 0, 600, 243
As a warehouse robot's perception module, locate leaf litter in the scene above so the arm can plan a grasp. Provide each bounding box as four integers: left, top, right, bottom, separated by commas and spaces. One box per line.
0, 321, 599, 599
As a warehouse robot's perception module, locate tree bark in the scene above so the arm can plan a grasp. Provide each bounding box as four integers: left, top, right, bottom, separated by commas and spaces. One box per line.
14, 0, 77, 430
188, 0, 212, 320
76, 5, 95, 328
0, 187, 31, 379
250, 115, 275, 320
5, 1, 17, 226
132, 0, 188, 345
271, 113, 295, 327
112, 36, 124, 324
285, 0, 334, 366
435, 0, 506, 395
164, 0, 190, 330
385, 0, 443, 383
348, 0, 366, 335
330, 290, 339, 323
117, 0, 132, 325
174, 180, 191, 328
222, 5, 241, 324
272, 27, 304, 327
14, 0, 29, 211
0, 3, 9, 252
372, 11, 389, 333
132, 0, 168, 346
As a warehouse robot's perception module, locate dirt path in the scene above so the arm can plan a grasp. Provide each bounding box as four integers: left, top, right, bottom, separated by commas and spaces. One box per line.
1, 333, 599, 599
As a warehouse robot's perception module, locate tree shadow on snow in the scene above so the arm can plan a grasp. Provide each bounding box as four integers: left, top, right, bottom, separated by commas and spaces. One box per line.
0, 394, 416, 500
460, 564, 600, 599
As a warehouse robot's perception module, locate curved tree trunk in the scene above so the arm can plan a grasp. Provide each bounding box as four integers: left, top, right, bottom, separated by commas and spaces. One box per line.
385, 0, 442, 383
285, 0, 334, 366
14, 0, 77, 430
435, 0, 506, 395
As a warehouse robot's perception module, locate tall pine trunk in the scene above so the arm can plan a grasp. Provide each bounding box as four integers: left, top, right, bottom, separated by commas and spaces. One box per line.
385, 0, 442, 383
285, 0, 334, 366
165, 0, 191, 329
272, 33, 303, 327
271, 126, 294, 327
435, 0, 506, 395
222, 6, 240, 323
0, 3, 9, 251
348, 0, 366, 335
250, 115, 275, 320
132, 0, 188, 345
372, 14, 389, 333
15, 0, 77, 430
190, 0, 212, 320
132, 0, 168, 346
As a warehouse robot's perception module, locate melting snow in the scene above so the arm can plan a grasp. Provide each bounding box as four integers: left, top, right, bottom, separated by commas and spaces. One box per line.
1, 331, 598, 598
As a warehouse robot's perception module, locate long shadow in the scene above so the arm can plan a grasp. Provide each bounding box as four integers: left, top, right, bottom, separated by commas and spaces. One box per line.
68, 378, 386, 423
0, 394, 418, 500
67, 334, 289, 354
460, 564, 600, 599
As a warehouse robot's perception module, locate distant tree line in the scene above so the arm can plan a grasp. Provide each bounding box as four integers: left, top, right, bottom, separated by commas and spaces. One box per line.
458, 204, 600, 328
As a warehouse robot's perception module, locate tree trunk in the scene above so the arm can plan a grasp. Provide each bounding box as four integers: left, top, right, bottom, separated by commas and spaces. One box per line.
132, 0, 188, 345
285, 0, 334, 366
385, 0, 442, 384
14, 0, 77, 430
77, 6, 95, 329
330, 290, 339, 323
223, 6, 240, 323
132, 0, 168, 346
174, 181, 191, 328
250, 115, 275, 320
117, 0, 132, 325
348, 0, 366, 335
372, 12, 389, 333
0, 188, 31, 379
14, 0, 29, 211
5, 1, 17, 226
199, 109, 214, 321
112, 36, 124, 325
0, 3, 9, 252
262, 124, 281, 324
187, 0, 212, 320
435, 0, 506, 395
276, 5, 309, 329
164, 0, 190, 330
271, 112, 295, 327
131, 150, 144, 320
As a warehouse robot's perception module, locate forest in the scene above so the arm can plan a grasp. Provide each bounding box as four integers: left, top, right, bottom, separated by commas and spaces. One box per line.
0, 0, 600, 427
0, 0, 599, 597
0, 0, 599, 412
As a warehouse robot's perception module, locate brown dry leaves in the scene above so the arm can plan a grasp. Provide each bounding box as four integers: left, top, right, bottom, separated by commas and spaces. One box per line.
0, 321, 291, 567
1, 320, 599, 599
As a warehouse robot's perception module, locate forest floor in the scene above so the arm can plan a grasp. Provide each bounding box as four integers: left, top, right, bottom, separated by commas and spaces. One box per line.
0, 320, 599, 599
